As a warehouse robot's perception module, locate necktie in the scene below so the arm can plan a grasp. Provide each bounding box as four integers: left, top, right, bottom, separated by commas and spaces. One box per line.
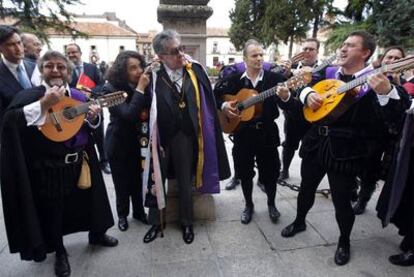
170, 70, 182, 91
17, 64, 32, 89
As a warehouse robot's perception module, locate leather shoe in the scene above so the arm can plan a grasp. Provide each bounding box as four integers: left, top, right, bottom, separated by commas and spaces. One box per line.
268, 205, 281, 223
334, 245, 350, 266
389, 250, 414, 266
241, 206, 254, 224
55, 251, 71, 277
101, 162, 111, 174
353, 198, 368, 215
118, 217, 128, 231
182, 225, 194, 244
281, 222, 306, 237
279, 170, 289, 180
143, 225, 163, 243
257, 180, 266, 193
225, 177, 240, 190
89, 233, 118, 247
133, 213, 148, 224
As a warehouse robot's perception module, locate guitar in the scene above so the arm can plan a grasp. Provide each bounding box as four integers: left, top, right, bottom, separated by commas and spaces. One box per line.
39, 91, 127, 142
218, 73, 312, 134
303, 55, 414, 124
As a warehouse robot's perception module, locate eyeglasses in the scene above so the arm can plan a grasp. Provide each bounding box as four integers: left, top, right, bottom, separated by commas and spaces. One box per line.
43, 63, 68, 71
303, 47, 316, 52
162, 45, 185, 56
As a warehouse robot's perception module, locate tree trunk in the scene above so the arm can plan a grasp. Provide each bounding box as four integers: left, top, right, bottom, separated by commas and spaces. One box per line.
288, 36, 294, 58
312, 15, 320, 38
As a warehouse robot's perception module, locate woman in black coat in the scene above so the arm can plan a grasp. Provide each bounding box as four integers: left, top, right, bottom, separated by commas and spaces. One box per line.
103, 51, 151, 231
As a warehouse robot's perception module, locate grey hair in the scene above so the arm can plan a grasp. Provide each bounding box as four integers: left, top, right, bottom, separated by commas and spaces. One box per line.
152, 29, 181, 55
243, 39, 262, 57
38, 50, 73, 79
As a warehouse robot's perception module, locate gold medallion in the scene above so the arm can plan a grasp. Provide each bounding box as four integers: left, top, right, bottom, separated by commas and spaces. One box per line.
178, 101, 186, 109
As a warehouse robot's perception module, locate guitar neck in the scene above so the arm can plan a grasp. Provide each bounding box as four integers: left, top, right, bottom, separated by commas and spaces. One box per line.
337, 66, 386, 94
240, 83, 285, 109
65, 100, 97, 119
312, 55, 337, 73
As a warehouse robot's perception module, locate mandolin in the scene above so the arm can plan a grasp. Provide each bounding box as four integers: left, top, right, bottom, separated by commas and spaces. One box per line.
303, 55, 414, 124
218, 73, 312, 134
39, 91, 127, 142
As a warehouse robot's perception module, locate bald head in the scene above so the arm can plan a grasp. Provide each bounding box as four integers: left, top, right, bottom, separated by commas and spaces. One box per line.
21, 33, 42, 61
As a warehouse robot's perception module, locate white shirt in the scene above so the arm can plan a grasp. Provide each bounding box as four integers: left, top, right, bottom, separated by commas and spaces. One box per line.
164, 65, 183, 91
23, 81, 71, 126
2, 58, 30, 83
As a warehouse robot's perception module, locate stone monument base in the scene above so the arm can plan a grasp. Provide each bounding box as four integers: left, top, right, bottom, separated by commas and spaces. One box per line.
165, 179, 216, 223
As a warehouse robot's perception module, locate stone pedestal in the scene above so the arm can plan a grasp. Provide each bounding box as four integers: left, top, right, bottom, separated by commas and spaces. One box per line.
165, 179, 216, 223
157, 0, 213, 66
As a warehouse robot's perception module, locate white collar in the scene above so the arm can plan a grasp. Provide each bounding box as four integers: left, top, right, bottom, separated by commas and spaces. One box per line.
164, 64, 183, 78
3, 58, 24, 71
240, 69, 264, 88
336, 64, 373, 79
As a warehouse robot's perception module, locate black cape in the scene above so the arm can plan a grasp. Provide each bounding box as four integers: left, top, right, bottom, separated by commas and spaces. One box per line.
377, 112, 414, 235
0, 86, 114, 261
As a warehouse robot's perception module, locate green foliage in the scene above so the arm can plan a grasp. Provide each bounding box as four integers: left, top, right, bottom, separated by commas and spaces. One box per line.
0, 0, 86, 43
326, 0, 414, 51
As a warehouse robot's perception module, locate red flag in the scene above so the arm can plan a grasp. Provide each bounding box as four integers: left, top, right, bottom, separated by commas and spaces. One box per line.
76, 73, 96, 93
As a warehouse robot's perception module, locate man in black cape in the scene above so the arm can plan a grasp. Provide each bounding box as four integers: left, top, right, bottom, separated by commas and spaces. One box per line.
0, 50, 118, 277
377, 106, 414, 266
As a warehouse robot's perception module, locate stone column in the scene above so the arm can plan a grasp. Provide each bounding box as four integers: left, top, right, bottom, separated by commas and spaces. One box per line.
157, 0, 213, 66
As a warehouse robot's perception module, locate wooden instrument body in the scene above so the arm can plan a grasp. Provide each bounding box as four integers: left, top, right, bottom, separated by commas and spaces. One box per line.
39, 97, 86, 142
303, 79, 358, 124
218, 88, 263, 134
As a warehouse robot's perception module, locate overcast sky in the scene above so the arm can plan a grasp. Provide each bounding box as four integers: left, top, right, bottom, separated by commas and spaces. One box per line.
68, 0, 234, 32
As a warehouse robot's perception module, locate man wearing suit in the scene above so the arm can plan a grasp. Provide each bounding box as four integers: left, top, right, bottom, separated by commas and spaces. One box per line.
65, 43, 110, 174
0, 25, 35, 124
142, 30, 230, 244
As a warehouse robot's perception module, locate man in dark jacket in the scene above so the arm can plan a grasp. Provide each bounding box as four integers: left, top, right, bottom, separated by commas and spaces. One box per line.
65, 43, 110, 174
215, 39, 293, 225
281, 31, 409, 266
0, 51, 118, 277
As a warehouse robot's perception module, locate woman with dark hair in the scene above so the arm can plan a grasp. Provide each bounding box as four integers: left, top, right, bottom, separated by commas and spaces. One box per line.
103, 51, 151, 231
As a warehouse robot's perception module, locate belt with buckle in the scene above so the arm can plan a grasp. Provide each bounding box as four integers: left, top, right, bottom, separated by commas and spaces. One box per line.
318, 126, 329, 136
64, 152, 80, 164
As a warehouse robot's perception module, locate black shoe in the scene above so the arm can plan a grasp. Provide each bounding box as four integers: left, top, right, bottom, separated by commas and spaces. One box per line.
281, 222, 306, 237
133, 213, 148, 225
389, 250, 414, 266
89, 233, 118, 247
54, 251, 71, 277
143, 225, 163, 243
101, 162, 111, 174
353, 198, 368, 215
225, 177, 240, 190
334, 245, 350, 266
118, 217, 128, 231
268, 205, 281, 223
257, 180, 266, 193
279, 170, 289, 180
241, 206, 254, 224
182, 225, 194, 244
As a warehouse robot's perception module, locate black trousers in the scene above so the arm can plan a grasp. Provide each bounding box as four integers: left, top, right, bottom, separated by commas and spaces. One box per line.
109, 157, 144, 218
295, 152, 356, 246
233, 128, 280, 207
149, 130, 195, 226
94, 114, 107, 163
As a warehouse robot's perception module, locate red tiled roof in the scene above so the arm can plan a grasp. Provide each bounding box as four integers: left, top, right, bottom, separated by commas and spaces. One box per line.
47, 22, 136, 37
